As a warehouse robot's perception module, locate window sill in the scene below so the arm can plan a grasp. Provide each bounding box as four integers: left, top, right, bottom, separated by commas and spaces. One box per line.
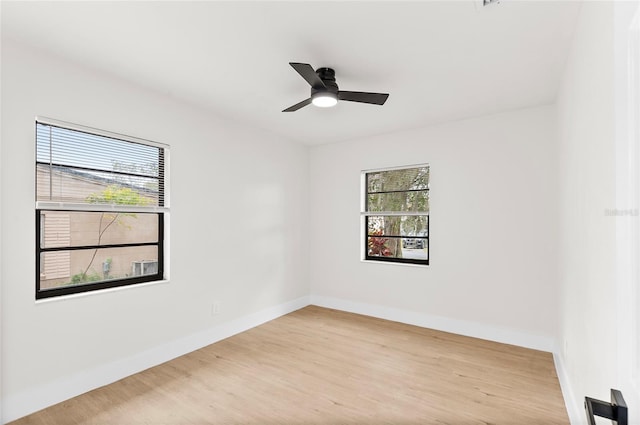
361, 259, 430, 268
35, 279, 170, 304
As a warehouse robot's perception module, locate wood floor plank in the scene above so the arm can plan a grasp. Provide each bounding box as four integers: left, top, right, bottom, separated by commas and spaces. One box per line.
9, 306, 569, 424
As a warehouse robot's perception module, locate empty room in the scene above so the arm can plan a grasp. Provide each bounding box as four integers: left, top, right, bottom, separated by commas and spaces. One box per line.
1, 1, 639, 424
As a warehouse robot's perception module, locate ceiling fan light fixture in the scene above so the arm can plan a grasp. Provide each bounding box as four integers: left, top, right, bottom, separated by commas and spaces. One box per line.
312, 92, 338, 108
282, 63, 389, 112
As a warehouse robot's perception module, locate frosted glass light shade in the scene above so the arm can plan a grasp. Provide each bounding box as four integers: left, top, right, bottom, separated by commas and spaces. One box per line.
312, 93, 338, 107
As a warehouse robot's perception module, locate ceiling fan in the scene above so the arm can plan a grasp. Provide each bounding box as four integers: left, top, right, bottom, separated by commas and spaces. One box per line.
282, 62, 389, 112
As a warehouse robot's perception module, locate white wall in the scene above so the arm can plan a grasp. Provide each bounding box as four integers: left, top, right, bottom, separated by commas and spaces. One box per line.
557, 1, 639, 422
6, 4, 638, 424
0, 5, 4, 422
309, 105, 559, 350
0, 39, 309, 422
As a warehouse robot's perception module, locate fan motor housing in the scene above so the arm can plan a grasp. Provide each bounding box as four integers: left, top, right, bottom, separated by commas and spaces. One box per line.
312, 67, 339, 96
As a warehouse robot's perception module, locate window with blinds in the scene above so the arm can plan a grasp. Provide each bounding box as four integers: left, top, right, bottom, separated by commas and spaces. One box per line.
362, 165, 429, 265
35, 118, 168, 299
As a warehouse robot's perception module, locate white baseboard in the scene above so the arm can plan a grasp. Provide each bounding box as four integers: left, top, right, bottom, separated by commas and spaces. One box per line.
2, 295, 310, 424
553, 352, 584, 425
310, 295, 556, 352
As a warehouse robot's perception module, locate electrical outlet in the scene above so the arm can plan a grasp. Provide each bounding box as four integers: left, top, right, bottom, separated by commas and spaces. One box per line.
211, 301, 221, 316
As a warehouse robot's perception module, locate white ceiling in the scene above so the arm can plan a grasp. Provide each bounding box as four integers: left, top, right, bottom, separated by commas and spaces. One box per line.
1, 1, 581, 145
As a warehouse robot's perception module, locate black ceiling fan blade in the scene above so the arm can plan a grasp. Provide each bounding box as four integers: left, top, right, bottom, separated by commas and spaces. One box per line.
289, 63, 326, 89
338, 91, 389, 105
282, 98, 312, 112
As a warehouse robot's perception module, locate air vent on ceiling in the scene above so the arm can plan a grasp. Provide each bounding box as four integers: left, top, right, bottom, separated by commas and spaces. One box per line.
483, 0, 500, 5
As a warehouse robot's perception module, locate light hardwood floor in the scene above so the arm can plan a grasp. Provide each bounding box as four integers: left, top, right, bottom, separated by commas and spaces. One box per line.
10, 306, 569, 424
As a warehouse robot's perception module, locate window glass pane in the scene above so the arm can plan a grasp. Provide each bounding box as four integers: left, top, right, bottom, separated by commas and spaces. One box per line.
367, 166, 429, 193
367, 215, 428, 262
40, 211, 158, 248
39, 245, 158, 290
367, 236, 428, 261
367, 215, 429, 237
367, 190, 429, 213
37, 164, 160, 206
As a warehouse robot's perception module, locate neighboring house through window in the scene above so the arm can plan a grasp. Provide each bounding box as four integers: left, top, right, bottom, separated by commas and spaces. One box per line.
40, 211, 71, 280
362, 165, 429, 265
35, 117, 169, 299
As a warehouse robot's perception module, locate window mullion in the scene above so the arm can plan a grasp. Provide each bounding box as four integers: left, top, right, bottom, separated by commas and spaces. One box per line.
362, 211, 429, 217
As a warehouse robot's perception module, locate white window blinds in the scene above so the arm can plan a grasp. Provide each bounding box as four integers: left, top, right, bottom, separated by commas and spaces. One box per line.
36, 118, 167, 211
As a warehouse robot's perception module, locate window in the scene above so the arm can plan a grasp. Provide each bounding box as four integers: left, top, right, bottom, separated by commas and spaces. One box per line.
35, 117, 168, 299
362, 165, 429, 265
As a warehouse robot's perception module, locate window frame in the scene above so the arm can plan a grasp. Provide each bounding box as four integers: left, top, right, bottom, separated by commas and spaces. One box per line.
35, 117, 169, 300
361, 164, 430, 266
